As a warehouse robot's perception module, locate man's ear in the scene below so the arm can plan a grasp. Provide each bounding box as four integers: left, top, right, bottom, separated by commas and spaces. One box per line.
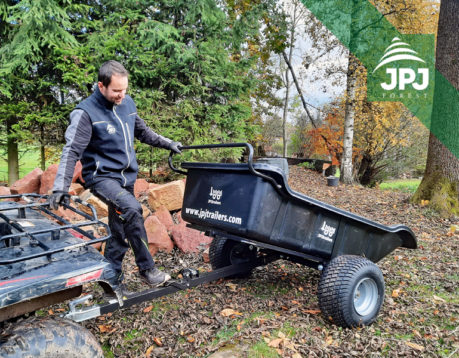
97, 81, 104, 91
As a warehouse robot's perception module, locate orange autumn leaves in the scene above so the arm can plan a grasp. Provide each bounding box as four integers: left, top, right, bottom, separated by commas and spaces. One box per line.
304, 98, 423, 170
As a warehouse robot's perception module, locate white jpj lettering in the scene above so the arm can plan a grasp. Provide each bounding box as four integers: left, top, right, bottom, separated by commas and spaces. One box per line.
381, 68, 429, 91
412, 68, 429, 90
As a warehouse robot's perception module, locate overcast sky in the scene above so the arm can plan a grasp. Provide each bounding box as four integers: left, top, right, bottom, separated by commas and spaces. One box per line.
273, 0, 348, 121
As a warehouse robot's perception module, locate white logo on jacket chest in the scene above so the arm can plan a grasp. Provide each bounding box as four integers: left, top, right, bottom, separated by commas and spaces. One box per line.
106, 124, 116, 135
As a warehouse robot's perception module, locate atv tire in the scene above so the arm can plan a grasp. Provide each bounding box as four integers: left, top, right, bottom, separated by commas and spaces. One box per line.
0, 316, 103, 357
317, 255, 385, 328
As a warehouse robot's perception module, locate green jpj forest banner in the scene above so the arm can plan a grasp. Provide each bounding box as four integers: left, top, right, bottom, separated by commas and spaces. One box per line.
300, 0, 459, 159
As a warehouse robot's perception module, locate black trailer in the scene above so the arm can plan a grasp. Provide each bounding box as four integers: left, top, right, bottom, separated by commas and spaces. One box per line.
170, 143, 417, 328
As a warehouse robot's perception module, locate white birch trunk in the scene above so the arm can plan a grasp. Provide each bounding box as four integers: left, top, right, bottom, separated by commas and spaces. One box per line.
341, 54, 358, 184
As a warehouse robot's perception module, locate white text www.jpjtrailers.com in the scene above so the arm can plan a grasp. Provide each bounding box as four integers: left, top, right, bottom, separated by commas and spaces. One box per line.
185, 207, 242, 225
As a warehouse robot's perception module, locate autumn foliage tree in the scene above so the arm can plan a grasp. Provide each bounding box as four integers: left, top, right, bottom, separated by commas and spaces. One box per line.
303, 88, 426, 186
354, 101, 425, 186
304, 108, 344, 166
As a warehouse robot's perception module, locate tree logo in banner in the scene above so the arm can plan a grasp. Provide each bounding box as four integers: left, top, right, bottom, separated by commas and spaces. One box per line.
373, 37, 429, 91
367, 34, 434, 103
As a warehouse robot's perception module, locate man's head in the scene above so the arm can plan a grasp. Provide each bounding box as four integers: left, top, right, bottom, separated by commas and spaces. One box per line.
97, 60, 129, 105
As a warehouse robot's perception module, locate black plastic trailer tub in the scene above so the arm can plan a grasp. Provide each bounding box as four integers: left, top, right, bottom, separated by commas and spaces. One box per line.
176, 146, 416, 265
171, 143, 417, 328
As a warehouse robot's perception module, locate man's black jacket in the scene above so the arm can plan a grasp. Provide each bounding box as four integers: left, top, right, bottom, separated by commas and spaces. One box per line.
53, 87, 172, 192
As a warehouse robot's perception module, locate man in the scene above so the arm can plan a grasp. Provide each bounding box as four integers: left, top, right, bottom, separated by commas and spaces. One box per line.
50, 60, 181, 288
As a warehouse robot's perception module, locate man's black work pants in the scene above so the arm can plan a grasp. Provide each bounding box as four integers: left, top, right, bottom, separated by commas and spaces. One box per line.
89, 178, 155, 273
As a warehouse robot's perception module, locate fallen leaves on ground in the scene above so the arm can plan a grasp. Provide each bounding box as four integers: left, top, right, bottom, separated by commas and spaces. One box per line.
220, 308, 242, 317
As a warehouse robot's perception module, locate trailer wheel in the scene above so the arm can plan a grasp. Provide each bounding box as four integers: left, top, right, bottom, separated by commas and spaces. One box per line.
209, 237, 257, 278
0, 316, 103, 357
317, 255, 385, 328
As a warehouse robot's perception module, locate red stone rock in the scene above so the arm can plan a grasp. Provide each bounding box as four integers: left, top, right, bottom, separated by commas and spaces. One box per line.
147, 180, 184, 211
144, 215, 174, 256
79, 189, 92, 201
175, 210, 185, 225
69, 183, 85, 196
0, 186, 11, 196
72, 161, 84, 183
134, 179, 150, 198
97, 217, 109, 240
78, 190, 108, 218
141, 204, 151, 220
10, 168, 43, 195
55, 207, 83, 222
0, 186, 14, 202
170, 225, 212, 253
87, 195, 108, 218
154, 205, 174, 231
202, 247, 210, 263
149, 183, 160, 190
39, 164, 58, 194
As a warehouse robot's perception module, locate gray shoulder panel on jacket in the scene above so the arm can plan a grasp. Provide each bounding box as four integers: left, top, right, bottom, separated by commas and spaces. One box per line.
52, 109, 92, 192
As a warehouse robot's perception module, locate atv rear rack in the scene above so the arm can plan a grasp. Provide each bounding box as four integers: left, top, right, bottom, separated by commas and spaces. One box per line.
0, 194, 110, 265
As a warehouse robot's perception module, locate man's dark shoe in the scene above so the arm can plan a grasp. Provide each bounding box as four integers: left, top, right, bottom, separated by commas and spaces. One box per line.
140, 268, 171, 287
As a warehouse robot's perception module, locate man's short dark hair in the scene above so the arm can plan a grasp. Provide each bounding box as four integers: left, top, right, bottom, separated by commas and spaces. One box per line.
98, 60, 129, 87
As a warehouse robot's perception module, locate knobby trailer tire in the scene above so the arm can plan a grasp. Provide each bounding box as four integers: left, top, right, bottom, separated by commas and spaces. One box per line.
209, 236, 257, 278
0, 316, 103, 358
317, 255, 385, 328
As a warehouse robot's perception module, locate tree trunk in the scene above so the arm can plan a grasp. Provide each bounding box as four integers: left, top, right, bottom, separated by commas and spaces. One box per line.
282, 67, 290, 158
7, 119, 19, 185
411, 0, 459, 216
149, 147, 153, 178
281, 4, 301, 158
282, 51, 319, 128
40, 125, 46, 171
341, 53, 358, 184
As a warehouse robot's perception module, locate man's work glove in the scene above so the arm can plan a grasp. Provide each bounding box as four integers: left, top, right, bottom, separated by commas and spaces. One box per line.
49, 191, 70, 210
169, 141, 182, 154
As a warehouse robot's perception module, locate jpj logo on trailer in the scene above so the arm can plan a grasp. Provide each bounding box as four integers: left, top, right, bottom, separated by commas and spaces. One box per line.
208, 186, 223, 205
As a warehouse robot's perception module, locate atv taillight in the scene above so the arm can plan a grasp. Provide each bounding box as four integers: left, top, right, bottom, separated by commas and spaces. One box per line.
66, 269, 103, 287
67, 229, 84, 239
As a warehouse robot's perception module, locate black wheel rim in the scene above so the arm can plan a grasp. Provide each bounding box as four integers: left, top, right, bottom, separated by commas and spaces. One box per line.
229, 244, 254, 264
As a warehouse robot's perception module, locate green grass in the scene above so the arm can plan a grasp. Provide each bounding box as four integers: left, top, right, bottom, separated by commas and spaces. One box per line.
247, 322, 298, 358
0, 147, 42, 183
213, 325, 239, 343
248, 341, 280, 358
102, 344, 115, 358
379, 179, 421, 193
247, 282, 292, 298
123, 328, 144, 341
298, 161, 315, 170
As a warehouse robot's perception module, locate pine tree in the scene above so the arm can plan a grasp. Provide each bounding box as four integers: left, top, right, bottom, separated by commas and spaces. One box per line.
0, 0, 79, 183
